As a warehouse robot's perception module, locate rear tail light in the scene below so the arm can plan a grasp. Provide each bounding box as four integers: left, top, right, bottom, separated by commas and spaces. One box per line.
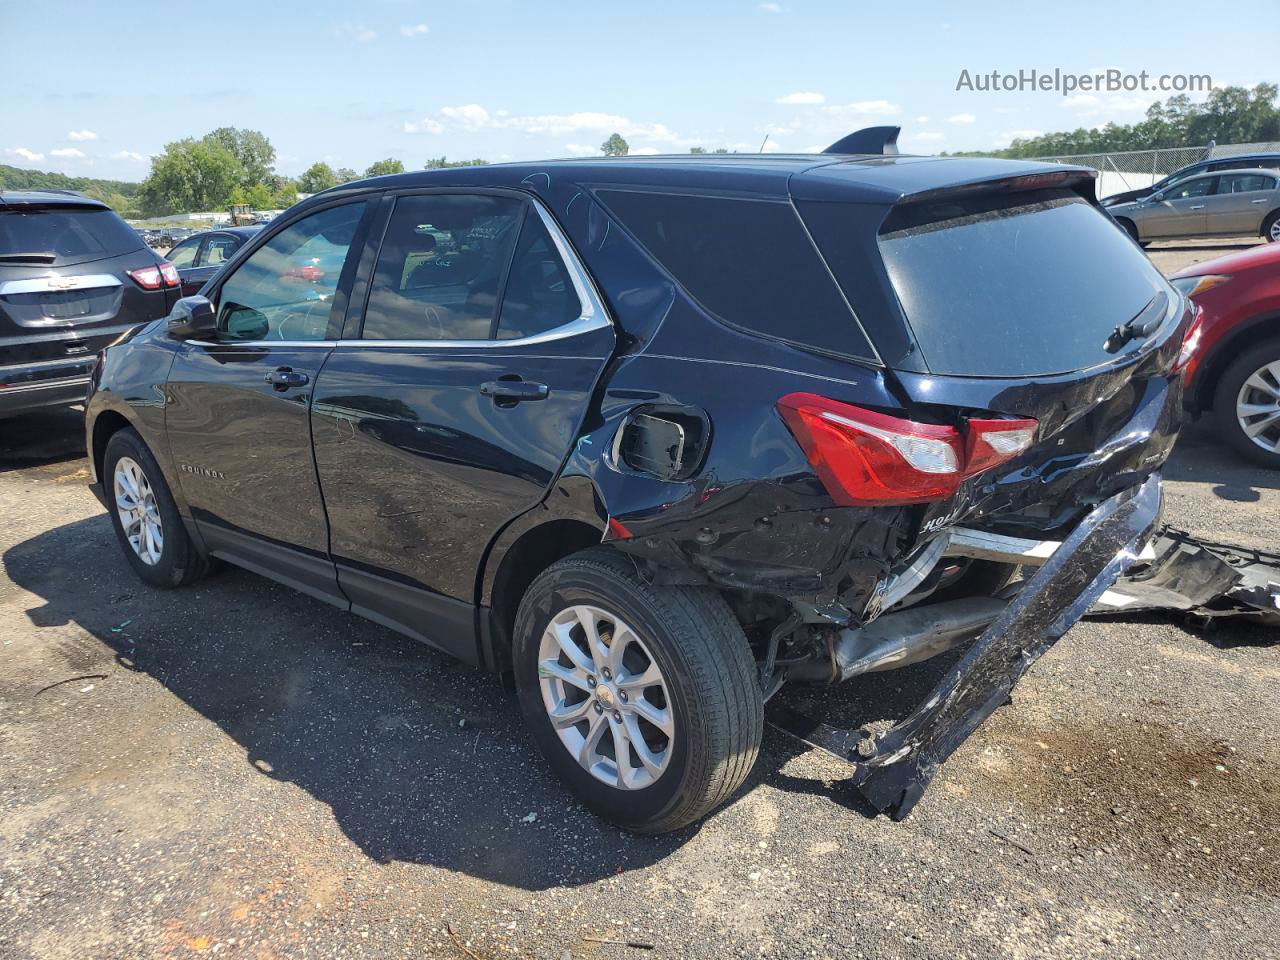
127, 261, 179, 290
1173, 308, 1204, 376
777, 393, 1037, 506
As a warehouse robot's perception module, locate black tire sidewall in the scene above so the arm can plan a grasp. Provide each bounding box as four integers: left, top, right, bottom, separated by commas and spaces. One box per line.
1263, 212, 1280, 243
103, 428, 196, 586
1213, 340, 1280, 469
513, 563, 706, 830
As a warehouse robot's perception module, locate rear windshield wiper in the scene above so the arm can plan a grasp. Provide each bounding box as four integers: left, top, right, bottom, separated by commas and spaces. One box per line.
0, 252, 58, 263
1104, 291, 1168, 353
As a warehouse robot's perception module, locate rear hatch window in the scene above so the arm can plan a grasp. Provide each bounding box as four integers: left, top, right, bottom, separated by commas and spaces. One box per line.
596, 189, 876, 361
1, 207, 144, 267
874, 190, 1171, 377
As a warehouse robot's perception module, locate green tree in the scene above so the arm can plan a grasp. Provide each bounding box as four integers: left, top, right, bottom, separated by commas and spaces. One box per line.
203, 127, 276, 187
242, 182, 274, 210
424, 156, 489, 169
139, 138, 240, 216
298, 162, 338, 193
365, 158, 405, 177
334, 167, 358, 183
601, 133, 629, 156
272, 180, 300, 209
689, 146, 707, 154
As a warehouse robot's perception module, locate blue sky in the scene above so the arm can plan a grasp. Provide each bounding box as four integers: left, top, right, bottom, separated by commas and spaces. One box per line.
3, 0, 1266, 182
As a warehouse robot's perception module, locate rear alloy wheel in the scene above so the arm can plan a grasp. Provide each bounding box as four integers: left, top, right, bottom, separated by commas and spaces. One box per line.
1214, 341, 1280, 468
1265, 211, 1280, 243
513, 548, 762, 833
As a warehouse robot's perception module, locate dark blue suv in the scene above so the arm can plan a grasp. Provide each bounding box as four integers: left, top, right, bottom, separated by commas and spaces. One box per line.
84, 134, 1191, 831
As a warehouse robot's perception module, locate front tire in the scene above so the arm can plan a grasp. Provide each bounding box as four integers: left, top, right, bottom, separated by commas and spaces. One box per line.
104, 428, 210, 587
512, 548, 763, 834
1213, 340, 1280, 468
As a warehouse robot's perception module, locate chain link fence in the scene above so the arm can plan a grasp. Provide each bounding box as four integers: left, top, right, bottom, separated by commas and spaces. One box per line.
1024, 141, 1280, 199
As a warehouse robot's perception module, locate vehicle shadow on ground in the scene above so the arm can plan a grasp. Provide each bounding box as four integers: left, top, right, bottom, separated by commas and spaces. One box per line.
6, 513, 956, 888
1164, 418, 1280, 502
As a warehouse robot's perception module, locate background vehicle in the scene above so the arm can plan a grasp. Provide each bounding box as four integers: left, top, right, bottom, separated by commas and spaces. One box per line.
1173, 243, 1280, 466
1102, 152, 1280, 206
164, 225, 262, 296
1, 190, 181, 418
1108, 168, 1280, 245
84, 147, 1188, 831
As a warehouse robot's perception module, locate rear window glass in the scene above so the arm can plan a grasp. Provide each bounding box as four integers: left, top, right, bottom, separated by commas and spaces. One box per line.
0, 207, 144, 266
596, 190, 875, 360
877, 192, 1170, 377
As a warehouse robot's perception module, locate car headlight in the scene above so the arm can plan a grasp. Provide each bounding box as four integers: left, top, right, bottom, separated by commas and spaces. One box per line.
1170, 274, 1232, 298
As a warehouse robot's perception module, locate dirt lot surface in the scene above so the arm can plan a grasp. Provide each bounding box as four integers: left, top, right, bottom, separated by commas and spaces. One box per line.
1, 241, 1276, 960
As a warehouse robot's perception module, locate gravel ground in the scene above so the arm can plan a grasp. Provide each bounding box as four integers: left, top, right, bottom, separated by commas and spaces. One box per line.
1, 240, 1276, 960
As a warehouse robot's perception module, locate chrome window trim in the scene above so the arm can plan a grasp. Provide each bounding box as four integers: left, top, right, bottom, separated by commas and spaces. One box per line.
0, 274, 124, 296
186, 339, 338, 348
346, 192, 612, 350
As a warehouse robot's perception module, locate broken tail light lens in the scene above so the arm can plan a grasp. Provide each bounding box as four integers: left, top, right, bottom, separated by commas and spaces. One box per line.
777, 393, 1037, 507
1173, 308, 1204, 376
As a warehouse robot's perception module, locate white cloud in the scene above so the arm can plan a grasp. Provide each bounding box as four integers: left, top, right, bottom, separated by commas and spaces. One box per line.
915, 115, 930, 123
332, 22, 377, 42
412, 105, 696, 147
399, 23, 429, 37
823, 99, 901, 117
1061, 92, 1158, 118
760, 140, 784, 153
758, 2, 787, 11
630, 146, 661, 155
998, 129, 1043, 144
7, 147, 44, 163
564, 143, 599, 157
1061, 94, 1101, 109
946, 112, 977, 124
803, 144, 825, 153
906, 131, 946, 142
112, 150, 150, 162
776, 91, 825, 105
68, 129, 97, 142
50, 147, 86, 158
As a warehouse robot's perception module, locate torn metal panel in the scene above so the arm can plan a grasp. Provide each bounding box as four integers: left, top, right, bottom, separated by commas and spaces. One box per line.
1094, 527, 1280, 626
847, 473, 1163, 820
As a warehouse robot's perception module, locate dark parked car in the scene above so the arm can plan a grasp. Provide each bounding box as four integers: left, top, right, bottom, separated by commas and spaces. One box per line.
1101, 152, 1280, 207
1172, 242, 1280, 466
164, 225, 262, 296
1, 190, 181, 418
84, 142, 1190, 831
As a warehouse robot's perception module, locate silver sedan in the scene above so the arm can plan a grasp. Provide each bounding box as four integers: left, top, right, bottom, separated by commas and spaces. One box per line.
1108, 168, 1280, 245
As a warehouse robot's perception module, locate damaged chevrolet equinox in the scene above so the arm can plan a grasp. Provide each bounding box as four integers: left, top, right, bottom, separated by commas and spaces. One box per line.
85, 128, 1194, 832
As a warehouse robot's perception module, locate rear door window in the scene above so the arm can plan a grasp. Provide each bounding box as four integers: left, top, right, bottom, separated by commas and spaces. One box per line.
361, 194, 523, 341
495, 212, 580, 340
0, 207, 144, 267
596, 189, 875, 361
875, 191, 1171, 377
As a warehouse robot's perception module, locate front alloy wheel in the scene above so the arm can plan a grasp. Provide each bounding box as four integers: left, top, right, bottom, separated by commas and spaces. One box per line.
1235, 359, 1280, 456
538, 604, 674, 791
114, 456, 164, 565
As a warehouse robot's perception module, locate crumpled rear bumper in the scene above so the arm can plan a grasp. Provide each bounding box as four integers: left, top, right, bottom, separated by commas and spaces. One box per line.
786, 473, 1164, 820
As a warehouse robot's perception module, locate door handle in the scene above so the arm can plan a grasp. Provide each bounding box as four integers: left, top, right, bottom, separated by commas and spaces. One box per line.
479, 379, 549, 404
1189, 205, 1205, 210
1251, 198, 1267, 203
266, 367, 309, 389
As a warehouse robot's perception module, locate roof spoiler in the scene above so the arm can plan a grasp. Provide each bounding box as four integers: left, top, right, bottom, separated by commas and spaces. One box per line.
822, 125, 901, 156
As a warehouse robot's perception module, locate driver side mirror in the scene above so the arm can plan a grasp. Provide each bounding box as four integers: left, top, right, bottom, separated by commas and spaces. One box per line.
166, 295, 217, 340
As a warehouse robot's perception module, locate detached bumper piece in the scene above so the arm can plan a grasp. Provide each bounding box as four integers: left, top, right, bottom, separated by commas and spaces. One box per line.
776, 474, 1164, 821
1092, 528, 1280, 626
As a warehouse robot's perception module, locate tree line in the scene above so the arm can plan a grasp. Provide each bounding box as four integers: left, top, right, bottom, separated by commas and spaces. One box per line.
992, 83, 1279, 159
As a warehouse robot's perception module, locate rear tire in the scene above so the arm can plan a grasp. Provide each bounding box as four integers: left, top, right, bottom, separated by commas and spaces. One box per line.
104, 428, 211, 587
1116, 217, 1146, 247
1213, 339, 1280, 469
512, 547, 762, 834
1263, 210, 1280, 243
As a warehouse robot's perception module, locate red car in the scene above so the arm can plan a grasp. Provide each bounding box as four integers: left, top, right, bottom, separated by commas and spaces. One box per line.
1173, 243, 1280, 467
